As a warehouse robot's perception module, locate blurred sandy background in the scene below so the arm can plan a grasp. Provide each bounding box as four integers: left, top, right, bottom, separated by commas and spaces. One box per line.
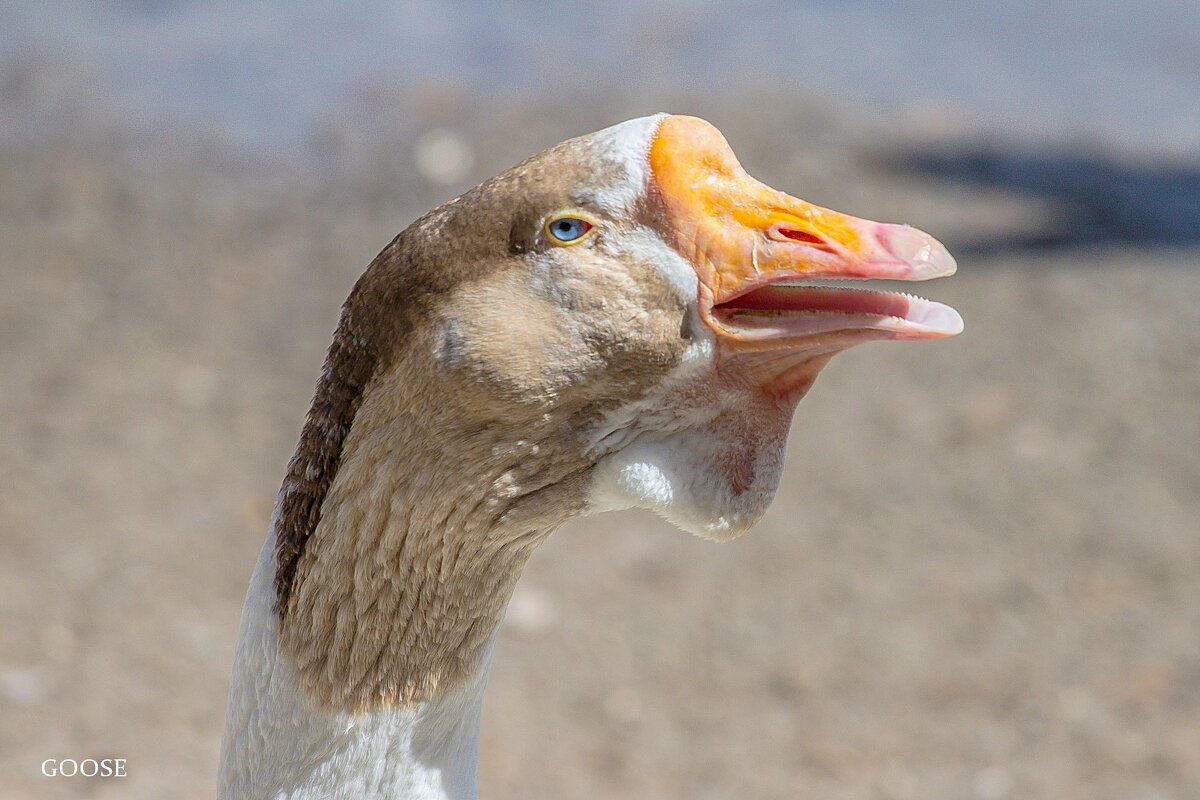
1, 3, 1198, 799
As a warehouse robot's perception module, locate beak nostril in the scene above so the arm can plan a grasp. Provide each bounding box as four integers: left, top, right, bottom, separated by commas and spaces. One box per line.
776, 228, 833, 251
777, 228, 821, 245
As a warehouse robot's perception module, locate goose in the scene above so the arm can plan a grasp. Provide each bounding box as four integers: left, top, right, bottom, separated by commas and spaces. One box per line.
218, 113, 961, 800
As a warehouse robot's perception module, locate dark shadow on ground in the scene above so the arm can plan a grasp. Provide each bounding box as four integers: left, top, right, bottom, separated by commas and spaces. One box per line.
890, 144, 1200, 257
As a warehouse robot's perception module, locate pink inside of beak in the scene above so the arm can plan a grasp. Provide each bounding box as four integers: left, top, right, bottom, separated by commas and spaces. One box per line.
719, 285, 913, 318
712, 283, 963, 339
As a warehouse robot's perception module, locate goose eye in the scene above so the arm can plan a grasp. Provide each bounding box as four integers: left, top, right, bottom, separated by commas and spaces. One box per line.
546, 216, 594, 245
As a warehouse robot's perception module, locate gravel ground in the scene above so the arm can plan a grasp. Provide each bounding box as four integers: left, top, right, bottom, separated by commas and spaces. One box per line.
1, 87, 1197, 799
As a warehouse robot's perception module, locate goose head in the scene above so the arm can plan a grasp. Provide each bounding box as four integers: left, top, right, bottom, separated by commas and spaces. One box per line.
270, 112, 959, 712
359, 113, 957, 537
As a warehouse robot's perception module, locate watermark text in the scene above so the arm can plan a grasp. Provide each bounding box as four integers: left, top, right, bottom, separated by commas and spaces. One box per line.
41, 758, 127, 778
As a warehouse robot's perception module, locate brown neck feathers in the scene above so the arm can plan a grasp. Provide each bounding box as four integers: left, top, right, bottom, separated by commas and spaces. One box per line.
272, 240, 409, 615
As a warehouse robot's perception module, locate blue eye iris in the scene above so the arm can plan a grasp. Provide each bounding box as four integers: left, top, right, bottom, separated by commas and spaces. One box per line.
547, 216, 592, 243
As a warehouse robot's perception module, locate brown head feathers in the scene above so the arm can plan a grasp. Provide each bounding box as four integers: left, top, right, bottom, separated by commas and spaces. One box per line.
271, 116, 691, 709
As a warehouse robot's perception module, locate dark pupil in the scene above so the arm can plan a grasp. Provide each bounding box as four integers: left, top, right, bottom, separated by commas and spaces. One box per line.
556, 221, 574, 235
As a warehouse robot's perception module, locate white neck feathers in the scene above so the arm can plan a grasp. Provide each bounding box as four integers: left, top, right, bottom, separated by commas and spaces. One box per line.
219, 532, 492, 800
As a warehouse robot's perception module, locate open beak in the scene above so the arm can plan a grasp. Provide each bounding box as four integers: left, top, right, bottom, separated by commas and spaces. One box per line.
649, 115, 963, 361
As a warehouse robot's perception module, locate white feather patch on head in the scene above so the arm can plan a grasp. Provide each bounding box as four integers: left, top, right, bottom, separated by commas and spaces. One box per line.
582, 113, 668, 217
